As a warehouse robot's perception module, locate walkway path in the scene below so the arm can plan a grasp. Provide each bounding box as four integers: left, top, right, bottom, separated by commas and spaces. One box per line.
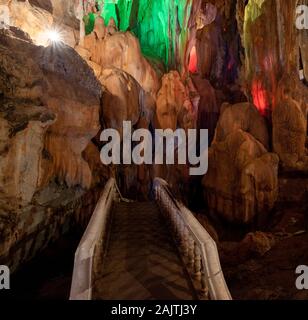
92, 202, 196, 300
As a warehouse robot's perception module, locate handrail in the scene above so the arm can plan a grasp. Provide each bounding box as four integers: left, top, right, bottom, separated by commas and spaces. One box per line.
153, 177, 232, 300
69, 178, 117, 300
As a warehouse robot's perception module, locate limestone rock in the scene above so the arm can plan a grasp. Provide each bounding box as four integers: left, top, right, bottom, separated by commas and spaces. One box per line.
240, 231, 276, 256
82, 26, 159, 98
215, 102, 269, 149
0, 98, 55, 206
273, 74, 308, 172
155, 71, 195, 131
196, 18, 222, 79
191, 75, 220, 144
99, 68, 150, 137
1, 0, 80, 47
203, 102, 279, 224
82, 142, 110, 188
0, 27, 101, 199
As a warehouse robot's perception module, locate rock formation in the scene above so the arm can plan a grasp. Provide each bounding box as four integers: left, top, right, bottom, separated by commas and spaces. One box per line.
0, 26, 102, 203
0, 98, 55, 207
203, 102, 279, 224
0, 25, 104, 271
99, 68, 149, 137
79, 20, 159, 98
214, 102, 269, 149
273, 74, 308, 172
155, 71, 195, 131
0, 0, 80, 46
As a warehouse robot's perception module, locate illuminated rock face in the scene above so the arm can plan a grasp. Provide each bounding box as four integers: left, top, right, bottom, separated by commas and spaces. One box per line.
0, 27, 104, 271
203, 103, 279, 224
82, 29, 160, 97
1, 0, 80, 46
0, 0, 306, 226
0, 27, 101, 206
240, 0, 308, 117
0, 100, 55, 207
242, 0, 281, 117
85, 0, 197, 70
191, 75, 219, 145
99, 68, 148, 138
239, 0, 308, 173
155, 71, 194, 131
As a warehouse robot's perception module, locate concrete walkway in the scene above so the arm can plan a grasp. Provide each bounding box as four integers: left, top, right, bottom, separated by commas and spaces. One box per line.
92, 202, 196, 300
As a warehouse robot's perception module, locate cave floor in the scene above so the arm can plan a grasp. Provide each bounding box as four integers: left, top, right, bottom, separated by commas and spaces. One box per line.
224, 231, 308, 300
219, 203, 308, 300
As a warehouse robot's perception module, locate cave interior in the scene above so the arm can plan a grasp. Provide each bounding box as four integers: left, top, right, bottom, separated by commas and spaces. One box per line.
0, 0, 307, 300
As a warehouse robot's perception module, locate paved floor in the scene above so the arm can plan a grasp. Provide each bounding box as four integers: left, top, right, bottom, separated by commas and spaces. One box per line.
92, 202, 196, 300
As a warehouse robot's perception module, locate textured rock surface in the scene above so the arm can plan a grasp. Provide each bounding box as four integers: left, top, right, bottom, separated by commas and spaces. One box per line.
242, 0, 280, 116
82, 141, 110, 189
191, 75, 219, 145
240, 231, 276, 256
203, 103, 279, 224
0, 27, 103, 270
99, 68, 148, 137
0, 28, 101, 191
155, 71, 195, 131
0, 0, 80, 46
0, 98, 55, 207
84, 0, 201, 71
273, 74, 308, 172
0, 1, 307, 293
240, 0, 308, 119
0, 183, 101, 273
80, 21, 159, 98
214, 102, 269, 149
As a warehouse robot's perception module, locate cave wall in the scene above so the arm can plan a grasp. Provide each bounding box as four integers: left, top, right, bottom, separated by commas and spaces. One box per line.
0, 26, 108, 271
82, 0, 203, 72
0, 0, 307, 275
0, 0, 80, 46
203, 0, 308, 224
239, 0, 308, 115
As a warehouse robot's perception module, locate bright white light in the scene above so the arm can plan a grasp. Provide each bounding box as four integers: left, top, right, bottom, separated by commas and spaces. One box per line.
46, 30, 62, 43
36, 25, 65, 47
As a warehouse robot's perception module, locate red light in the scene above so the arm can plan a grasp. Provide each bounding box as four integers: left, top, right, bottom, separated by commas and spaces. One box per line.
252, 80, 268, 116
188, 46, 197, 73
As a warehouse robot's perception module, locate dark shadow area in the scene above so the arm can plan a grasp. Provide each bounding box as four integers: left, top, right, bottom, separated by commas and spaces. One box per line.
0, 231, 82, 300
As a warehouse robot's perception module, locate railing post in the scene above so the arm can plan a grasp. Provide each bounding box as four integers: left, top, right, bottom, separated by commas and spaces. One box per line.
183, 227, 189, 257
193, 245, 202, 281
188, 237, 195, 269
200, 267, 209, 299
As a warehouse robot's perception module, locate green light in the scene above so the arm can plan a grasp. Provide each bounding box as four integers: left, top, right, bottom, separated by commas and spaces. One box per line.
84, 0, 193, 69
84, 12, 96, 35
